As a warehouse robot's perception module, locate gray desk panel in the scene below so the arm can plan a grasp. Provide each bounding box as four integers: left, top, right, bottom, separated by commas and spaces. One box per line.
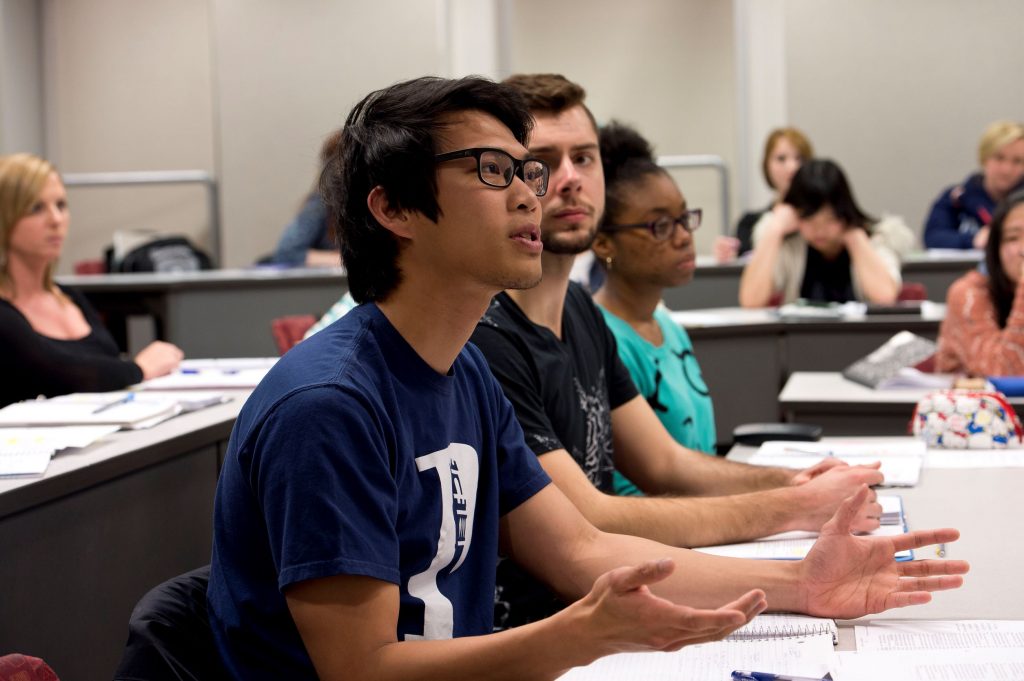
0, 446, 218, 680
690, 331, 783, 447
0, 397, 244, 680
59, 269, 348, 356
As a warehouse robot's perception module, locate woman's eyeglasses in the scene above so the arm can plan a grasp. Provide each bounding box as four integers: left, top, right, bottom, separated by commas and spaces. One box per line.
601, 210, 702, 241
435, 147, 550, 197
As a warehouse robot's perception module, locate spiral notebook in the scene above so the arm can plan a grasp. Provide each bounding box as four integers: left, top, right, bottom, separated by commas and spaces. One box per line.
728, 614, 839, 645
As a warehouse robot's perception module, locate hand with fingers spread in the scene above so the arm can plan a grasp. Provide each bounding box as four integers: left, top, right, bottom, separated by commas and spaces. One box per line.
788, 462, 885, 533
569, 559, 767, 657
799, 486, 969, 619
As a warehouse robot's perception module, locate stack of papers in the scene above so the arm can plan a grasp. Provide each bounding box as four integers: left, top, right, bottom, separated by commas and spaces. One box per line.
694, 496, 911, 561
836, 620, 1024, 680
0, 424, 120, 477
139, 357, 276, 390
0, 392, 183, 429
748, 440, 925, 487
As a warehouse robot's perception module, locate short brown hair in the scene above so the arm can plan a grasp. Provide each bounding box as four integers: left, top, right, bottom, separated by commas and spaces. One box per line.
502, 73, 598, 133
762, 127, 814, 189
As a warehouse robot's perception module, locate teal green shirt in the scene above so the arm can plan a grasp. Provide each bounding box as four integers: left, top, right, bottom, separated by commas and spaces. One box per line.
598, 305, 717, 495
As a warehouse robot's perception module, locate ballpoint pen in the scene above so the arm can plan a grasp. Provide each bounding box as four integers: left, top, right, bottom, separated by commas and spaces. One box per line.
92, 393, 135, 414
782, 447, 834, 458
731, 672, 833, 681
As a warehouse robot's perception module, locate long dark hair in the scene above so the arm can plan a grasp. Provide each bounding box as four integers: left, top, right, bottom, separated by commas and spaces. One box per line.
783, 159, 874, 231
986, 190, 1024, 327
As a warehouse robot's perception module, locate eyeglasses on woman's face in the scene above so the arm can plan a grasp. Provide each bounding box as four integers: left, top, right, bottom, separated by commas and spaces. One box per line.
601, 209, 702, 241
434, 147, 550, 197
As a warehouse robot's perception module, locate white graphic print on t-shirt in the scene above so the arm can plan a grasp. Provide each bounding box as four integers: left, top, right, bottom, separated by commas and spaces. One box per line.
406, 443, 479, 640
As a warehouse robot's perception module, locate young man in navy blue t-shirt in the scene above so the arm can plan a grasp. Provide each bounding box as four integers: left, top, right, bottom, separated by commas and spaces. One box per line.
207, 76, 966, 680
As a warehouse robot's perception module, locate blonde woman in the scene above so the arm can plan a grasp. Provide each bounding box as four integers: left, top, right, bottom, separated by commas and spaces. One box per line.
0, 154, 182, 406
924, 120, 1024, 250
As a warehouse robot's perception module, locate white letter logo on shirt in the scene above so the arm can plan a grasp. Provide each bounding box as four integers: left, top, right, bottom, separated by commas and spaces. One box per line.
406, 443, 479, 640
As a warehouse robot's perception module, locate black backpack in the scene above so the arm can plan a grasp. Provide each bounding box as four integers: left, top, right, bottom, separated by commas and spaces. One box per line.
107, 236, 215, 273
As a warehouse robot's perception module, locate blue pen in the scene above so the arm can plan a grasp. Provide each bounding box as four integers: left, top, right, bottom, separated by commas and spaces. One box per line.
92, 393, 135, 414
731, 672, 832, 681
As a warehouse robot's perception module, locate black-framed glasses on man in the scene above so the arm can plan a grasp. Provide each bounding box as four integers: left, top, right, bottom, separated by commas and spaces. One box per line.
434, 147, 550, 197
601, 210, 703, 241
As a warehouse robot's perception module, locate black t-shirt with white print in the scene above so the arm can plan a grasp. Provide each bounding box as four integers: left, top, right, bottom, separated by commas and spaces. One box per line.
470, 282, 639, 628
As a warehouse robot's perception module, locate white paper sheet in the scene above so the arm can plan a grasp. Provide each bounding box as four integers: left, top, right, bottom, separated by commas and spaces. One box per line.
750, 440, 925, 487
855, 620, 1024, 651
836, 648, 1024, 680
559, 632, 836, 681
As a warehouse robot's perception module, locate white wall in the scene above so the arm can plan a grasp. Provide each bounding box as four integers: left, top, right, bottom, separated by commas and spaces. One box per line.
507, 0, 738, 253
0, 0, 45, 155
210, 0, 447, 266
782, 0, 1024, 237
6, 0, 1023, 270
41, 0, 216, 273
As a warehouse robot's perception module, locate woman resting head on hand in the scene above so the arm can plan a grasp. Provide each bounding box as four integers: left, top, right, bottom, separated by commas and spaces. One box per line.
738, 158, 913, 307
715, 127, 813, 262
0, 153, 183, 406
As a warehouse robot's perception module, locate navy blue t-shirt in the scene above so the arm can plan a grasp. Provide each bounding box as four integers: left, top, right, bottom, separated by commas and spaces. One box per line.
208, 303, 550, 679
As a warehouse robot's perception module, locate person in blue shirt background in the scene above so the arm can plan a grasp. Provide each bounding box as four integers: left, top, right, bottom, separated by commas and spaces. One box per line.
923, 120, 1024, 250
270, 129, 341, 267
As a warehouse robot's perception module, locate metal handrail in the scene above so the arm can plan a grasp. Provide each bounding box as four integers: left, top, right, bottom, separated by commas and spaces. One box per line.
62, 170, 221, 264
657, 154, 731, 235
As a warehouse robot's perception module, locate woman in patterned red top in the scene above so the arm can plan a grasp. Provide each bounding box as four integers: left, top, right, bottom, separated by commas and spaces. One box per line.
936, 190, 1024, 375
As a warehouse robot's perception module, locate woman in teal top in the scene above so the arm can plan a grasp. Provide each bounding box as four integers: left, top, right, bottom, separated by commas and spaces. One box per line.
591, 122, 716, 495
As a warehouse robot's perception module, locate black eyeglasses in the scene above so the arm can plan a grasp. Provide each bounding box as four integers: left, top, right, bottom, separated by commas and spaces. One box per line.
601, 210, 703, 241
434, 147, 550, 197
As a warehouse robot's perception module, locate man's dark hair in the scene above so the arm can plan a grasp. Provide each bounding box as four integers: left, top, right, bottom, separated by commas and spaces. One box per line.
502, 73, 598, 134
986, 189, 1024, 327
783, 158, 875, 231
321, 76, 533, 303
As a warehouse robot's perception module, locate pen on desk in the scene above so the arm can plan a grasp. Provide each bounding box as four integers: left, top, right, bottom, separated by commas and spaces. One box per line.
92, 393, 135, 414
731, 671, 832, 681
783, 447, 833, 458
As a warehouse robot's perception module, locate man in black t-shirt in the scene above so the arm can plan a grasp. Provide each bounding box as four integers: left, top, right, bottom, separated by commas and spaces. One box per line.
471, 74, 890, 626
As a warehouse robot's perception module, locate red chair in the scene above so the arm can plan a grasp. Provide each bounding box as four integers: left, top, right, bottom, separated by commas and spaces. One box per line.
73, 259, 106, 275
897, 281, 928, 301
0, 654, 59, 680
270, 314, 317, 355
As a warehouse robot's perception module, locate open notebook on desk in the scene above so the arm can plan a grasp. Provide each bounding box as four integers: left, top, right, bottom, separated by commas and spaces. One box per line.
0, 391, 230, 430
558, 618, 837, 680
0, 424, 120, 477
748, 440, 925, 487
693, 496, 912, 561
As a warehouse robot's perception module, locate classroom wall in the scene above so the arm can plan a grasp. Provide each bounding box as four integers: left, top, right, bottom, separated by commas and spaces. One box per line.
41, 0, 216, 272
211, 0, 446, 268
782, 0, 1024, 238
0, 0, 45, 156
4, 1, 1022, 271
506, 0, 739, 254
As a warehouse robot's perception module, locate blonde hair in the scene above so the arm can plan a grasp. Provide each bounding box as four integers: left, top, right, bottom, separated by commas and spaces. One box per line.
978, 120, 1024, 166
762, 127, 814, 189
0, 153, 63, 299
